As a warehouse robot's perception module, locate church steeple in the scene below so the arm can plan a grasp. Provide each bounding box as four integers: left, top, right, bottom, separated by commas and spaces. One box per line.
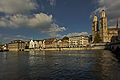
93, 15, 98, 22
101, 10, 106, 18
99, 9, 108, 42
116, 18, 119, 29
92, 15, 99, 42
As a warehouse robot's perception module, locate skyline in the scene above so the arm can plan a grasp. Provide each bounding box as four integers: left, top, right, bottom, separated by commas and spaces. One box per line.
0, 0, 120, 43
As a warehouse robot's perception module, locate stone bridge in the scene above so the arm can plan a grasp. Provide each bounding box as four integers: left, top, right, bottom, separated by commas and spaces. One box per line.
107, 42, 120, 52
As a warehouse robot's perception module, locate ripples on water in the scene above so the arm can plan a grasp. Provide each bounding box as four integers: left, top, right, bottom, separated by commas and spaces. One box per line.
0, 50, 120, 80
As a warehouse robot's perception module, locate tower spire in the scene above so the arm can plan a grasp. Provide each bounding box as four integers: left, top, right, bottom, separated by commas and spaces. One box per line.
116, 18, 119, 29
93, 15, 97, 22
101, 10, 106, 18
99, 9, 108, 42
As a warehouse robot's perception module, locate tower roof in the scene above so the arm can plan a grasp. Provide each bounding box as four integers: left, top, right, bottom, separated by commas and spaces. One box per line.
101, 9, 106, 18
102, 9, 105, 11
93, 15, 97, 22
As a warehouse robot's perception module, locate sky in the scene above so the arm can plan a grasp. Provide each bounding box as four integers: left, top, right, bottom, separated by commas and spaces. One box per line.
0, 0, 120, 43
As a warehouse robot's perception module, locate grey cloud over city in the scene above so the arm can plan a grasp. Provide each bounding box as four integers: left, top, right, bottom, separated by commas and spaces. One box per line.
92, 0, 120, 26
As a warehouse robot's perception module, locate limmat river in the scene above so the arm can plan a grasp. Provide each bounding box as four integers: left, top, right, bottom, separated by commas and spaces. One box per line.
0, 50, 120, 80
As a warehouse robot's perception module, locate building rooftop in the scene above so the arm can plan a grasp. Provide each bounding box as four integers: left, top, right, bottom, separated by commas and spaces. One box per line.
44, 38, 56, 41
69, 35, 88, 38
108, 27, 120, 30
11, 40, 24, 43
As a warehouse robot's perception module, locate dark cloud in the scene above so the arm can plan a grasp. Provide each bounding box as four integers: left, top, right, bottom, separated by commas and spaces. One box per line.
92, 0, 120, 26
0, 34, 32, 43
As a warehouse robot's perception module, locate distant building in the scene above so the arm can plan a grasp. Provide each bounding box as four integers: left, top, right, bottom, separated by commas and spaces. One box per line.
33, 40, 39, 49
69, 36, 89, 48
1, 44, 8, 51
43, 38, 57, 48
34, 40, 43, 49
8, 40, 25, 51
11, 40, 23, 43
0, 43, 8, 51
25, 41, 30, 49
29, 40, 43, 49
108, 27, 119, 42
29, 40, 34, 49
58, 40, 69, 48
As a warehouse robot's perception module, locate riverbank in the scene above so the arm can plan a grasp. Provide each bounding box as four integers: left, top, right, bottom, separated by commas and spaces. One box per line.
24, 46, 106, 51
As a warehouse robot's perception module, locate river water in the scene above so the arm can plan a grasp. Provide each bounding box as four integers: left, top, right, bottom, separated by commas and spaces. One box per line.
0, 50, 120, 80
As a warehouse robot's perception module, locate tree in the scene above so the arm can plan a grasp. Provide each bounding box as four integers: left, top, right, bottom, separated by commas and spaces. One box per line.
88, 35, 92, 43
62, 36, 69, 41
94, 33, 102, 43
0, 42, 2, 45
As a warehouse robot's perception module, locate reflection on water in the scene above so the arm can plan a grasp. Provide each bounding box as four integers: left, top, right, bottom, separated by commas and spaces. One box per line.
0, 50, 120, 80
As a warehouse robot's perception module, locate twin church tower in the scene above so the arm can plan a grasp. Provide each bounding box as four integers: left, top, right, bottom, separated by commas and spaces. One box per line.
92, 10, 119, 43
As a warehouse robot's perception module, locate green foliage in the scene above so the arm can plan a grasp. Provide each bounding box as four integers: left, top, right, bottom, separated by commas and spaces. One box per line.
62, 36, 69, 41
0, 42, 2, 45
88, 35, 92, 43
0, 42, 2, 49
94, 33, 102, 43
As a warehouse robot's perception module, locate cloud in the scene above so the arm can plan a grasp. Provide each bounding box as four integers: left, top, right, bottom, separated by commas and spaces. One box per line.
0, 14, 28, 28
16, 35, 32, 39
48, 0, 56, 7
0, 0, 37, 14
65, 32, 88, 37
55, 32, 88, 38
0, 0, 66, 39
92, 0, 120, 26
0, 13, 66, 36
0, 34, 32, 43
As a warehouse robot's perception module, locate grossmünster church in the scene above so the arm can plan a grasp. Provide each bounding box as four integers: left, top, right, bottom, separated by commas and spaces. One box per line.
92, 10, 119, 43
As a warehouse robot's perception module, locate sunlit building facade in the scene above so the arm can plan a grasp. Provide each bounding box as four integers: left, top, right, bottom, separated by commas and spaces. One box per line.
92, 10, 119, 43
69, 36, 89, 47
8, 40, 25, 51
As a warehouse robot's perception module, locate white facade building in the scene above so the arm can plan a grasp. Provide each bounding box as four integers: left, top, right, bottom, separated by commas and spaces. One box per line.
29, 40, 43, 49
69, 36, 89, 47
29, 40, 34, 49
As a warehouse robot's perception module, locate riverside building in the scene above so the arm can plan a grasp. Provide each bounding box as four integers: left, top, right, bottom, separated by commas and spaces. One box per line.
43, 38, 57, 48
29, 40, 43, 49
8, 40, 25, 51
69, 36, 89, 48
57, 40, 69, 48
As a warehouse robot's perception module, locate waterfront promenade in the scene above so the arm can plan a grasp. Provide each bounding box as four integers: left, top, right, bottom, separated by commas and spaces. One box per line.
24, 46, 105, 51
